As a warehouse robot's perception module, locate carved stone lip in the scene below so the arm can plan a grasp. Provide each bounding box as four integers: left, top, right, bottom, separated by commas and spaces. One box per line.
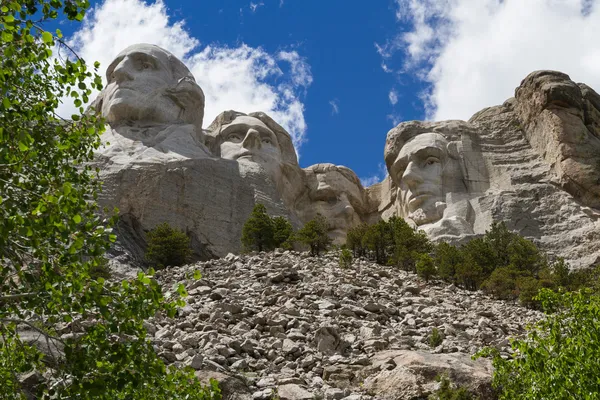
407, 192, 435, 208
235, 151, 256, 159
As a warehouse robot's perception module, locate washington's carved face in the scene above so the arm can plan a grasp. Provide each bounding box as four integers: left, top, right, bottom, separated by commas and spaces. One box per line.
391, 133, 461, 225
219, 116, 283, 168
102, 44, 180, 124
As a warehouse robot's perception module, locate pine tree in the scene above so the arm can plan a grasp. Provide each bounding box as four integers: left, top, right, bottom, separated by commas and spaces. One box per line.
241, 203, 275, 252
272, 216, 294, 249
145, 223, 192, 268
296, 214, 332, 256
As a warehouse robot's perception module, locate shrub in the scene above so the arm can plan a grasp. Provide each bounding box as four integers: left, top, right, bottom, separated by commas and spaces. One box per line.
389, 216, 432, 271
480, 266, 520, 300
417, 254, 437, 282
428, 375, 473, 400
346, 223, 369, 257
429, 327, 443, 348
90, 257, 111, 280
272, 216, 294, 249
507, 235, 546, 275
516, 276, 542, 308
145, 222, 192, 268
454, 256, 484, 291
296, 214, 332, 256
241, 203, 275, 252
362, 220, 393, 264
339, 248, 353, 268
435, 242, 463, 283
478, 289, 600, 399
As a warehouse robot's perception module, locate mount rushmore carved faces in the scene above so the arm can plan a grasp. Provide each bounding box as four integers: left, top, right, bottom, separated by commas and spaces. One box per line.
99, 43, 205, 130
387, 132, 466, 226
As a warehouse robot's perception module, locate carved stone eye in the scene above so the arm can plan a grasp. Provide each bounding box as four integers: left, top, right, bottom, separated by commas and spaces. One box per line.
262, 138, 272, 145
227, 133, 243, 143
425, 157, 440, 166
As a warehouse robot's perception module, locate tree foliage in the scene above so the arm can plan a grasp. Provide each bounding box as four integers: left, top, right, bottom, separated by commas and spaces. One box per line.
296, 213, 332, 256
478, 289, 600, 399
339, 247, 353, 269
272, 216, 293, 249
0, 1, 219, 398
145, 222, 192, 269
241, 203, 275, 252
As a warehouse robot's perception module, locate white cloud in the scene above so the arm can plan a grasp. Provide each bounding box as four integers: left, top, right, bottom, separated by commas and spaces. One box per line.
329, 99, 339, 115
360, 163, 388, 187
388, 89, 398, 105
387, 0, 600, 121
249, 2, 264, 12
59, 0, 311, 151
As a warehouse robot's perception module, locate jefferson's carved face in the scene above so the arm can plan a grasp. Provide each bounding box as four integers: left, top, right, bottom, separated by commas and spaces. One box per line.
102, 44, 179, 124
219, 116, 283, 168
391, 133, 461, 225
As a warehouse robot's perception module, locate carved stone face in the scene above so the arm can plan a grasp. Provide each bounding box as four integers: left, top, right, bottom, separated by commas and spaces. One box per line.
391, 132, 462, 225
219, 116, 283, 168
299, 165, 364, 243
102, 44, 183, 125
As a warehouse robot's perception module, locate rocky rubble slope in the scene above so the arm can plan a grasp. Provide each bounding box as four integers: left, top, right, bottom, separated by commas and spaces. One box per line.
148, 251, 541, 400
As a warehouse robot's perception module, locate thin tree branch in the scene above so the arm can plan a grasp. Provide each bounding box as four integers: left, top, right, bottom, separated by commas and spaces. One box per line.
0, 318, 66, 345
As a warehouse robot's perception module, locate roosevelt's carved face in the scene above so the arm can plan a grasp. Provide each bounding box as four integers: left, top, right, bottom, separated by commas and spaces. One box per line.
219, 116, 283, 168
300, 166, 364, 243
102, 44, 180, 125
391, 133, 462, 225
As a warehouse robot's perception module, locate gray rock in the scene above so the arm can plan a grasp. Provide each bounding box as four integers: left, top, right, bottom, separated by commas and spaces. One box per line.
277, 384, 313, 400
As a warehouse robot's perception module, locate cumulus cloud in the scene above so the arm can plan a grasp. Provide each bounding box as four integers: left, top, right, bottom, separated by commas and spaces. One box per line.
249, 2, 264, 12
385, 0, 600, 121
388, 90, 398, 105
60, 0, 311, 150
360, 163, 388, 187
329, 99, 339, 115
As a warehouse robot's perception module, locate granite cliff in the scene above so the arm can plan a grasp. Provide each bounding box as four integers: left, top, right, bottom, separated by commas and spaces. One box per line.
93, 44, 600, 268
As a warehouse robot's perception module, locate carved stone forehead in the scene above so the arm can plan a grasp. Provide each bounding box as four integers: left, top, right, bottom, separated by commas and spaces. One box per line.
107, 43, 191, 82
397, 132, 449, 160
223, 116, 272, 133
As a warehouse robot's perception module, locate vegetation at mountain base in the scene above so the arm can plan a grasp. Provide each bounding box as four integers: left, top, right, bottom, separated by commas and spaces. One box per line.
241, 204, 295, 253
272, 216, 294, 249
339, 247, 353, 268
428, 375, 474, 400
477, 289, 600, 399
429, 327, 443, 348
0, 1, 219, 398
145, 222, 193, 269
295, 213, 332, 256
242, 204, 276, 252
345, 219, 598, 308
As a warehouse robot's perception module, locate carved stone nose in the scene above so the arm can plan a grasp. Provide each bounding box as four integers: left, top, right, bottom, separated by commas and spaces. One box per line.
402, 162, 424, 188
242, 129, 261, 150
111, 57, 134, 83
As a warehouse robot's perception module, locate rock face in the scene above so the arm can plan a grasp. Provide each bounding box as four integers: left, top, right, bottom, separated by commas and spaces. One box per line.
93, 43, 600, 267
383, 71, 600, 268
143, 251, 540, 399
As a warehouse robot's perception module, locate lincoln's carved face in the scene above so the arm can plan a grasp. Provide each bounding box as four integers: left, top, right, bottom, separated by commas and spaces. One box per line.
390, 132, 462, 225
219, 116, 282, 164
100, 44, 204, 127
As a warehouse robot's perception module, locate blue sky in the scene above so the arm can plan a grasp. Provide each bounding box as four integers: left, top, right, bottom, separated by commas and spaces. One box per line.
53, 0, 600, 186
